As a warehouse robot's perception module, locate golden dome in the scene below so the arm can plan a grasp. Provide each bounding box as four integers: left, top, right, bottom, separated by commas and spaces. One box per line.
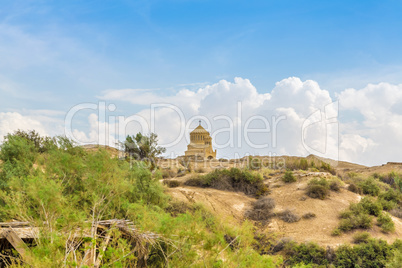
190, 125, 209, 134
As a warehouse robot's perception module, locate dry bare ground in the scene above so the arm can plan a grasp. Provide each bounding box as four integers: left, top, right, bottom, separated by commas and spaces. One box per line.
164, 160, 402, 248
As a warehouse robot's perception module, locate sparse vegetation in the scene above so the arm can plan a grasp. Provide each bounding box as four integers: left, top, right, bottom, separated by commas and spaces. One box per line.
245, 197, 276, 222
0, 130, 281, 267
1, 130, 402, 267
329, 180, 341, 191
184, 168, 269, 197
279, 209, 301, 223
347, 183, 363, 194
282, 170, 296, 183
306, 178, 331, 199
161, 169, 176, 178
352, 232, 371, 244
377, 212, 395, 233
163, 179, 181, 188
359, 177, 381, 196
302, 212, 316, 219
390, 207, 402, 218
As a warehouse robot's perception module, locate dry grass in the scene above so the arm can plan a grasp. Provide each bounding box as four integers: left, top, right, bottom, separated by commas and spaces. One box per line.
245, 197, 276, 222
279, 209, 301, 223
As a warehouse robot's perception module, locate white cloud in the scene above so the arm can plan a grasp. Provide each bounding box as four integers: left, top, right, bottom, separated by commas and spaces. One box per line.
4, 77, 402, 166
337, 82, 402, 165
99, 77, 338, 161
0, 112, 48, 141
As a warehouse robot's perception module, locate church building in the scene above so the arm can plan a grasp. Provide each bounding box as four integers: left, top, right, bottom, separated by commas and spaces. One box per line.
184, 121, 216, 160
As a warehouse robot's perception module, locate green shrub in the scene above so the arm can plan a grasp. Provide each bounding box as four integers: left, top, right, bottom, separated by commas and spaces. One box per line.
377, 212, 395, 233
379, 188, 401, 203
352, 232, 371, 244
184, 168, 269, 197
378, 198, 397, 211
282, 170, 296, 183
359, 177, 381, 196
335, 239, 394, 268
329, 180, 341, 192
248, 157, 262, 170
348, 183, 363, 194
299, 159, 309, 170
163, 179, 181, 188
306, 185, 329, 199
360, 197, 383, 216
284, 242, 328, 266
338, 213, 373, 232
320, 162, 336, 175
331, 228, 342, 236
309, 178, 329, 188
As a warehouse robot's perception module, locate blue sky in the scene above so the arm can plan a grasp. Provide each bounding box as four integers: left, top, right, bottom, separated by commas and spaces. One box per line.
1, 0, 402, 165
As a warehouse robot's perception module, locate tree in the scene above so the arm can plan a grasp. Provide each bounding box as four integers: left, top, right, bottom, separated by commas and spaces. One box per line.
124, 132, 166, 162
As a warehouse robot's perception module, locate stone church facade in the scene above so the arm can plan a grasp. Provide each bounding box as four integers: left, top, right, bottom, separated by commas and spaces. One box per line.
184, 122, 216, 160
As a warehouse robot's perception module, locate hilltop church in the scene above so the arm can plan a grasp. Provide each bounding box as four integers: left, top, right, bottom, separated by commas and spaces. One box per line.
184, 121, 216, 160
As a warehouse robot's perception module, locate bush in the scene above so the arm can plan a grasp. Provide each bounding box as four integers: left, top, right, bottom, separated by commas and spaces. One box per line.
378, 198, 397, 211
320, 162, 336, 175
245, 197, 276, 222
184, 168, 269, 197
379, 188, 401, 203
279, 209, 301, 223
248, 157, 262, 170
306, 185, 330, 200
360, 197, 383, 216
329, 180, 341, 192
334, 239, 394, 268
359, 177, 381, 196
338, 207, 373, 232
163, 180, 181, 188
377, 212, 395, 233
282, 170, 296, 183
284, 242, 328, 266
195, 167, 205, 173
161, 169, 176, 178
331, 228, 341, 236
302, 212, 316, 219
299, 159, 309, 170
353, 232, 371, 244
348, 183, 363, 194
271, 237, 293, 253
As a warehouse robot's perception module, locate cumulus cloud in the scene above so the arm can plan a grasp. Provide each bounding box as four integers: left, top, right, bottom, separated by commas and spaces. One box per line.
98, 77, 339, 162
337, 82, 402, 165
3, 77, 402, 166
0, 112, 48, 141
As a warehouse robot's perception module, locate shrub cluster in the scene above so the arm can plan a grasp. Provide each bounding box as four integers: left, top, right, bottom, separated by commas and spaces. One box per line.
347, 183, 363, 194
377, 212, 395, 233
352, 232, 371, 244
306, 178, 330, 199
282, 170, 296, 183
282, 239, 400, 267
245, 197, 276, 222
184, 168, 269, 197
359, 177, 381, 196
335, 197, 396, 234
279, 209, 301, 223
163, 179, 181, 188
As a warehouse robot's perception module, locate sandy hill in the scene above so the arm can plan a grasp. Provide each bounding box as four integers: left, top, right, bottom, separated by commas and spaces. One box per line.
163, 156, 402, 248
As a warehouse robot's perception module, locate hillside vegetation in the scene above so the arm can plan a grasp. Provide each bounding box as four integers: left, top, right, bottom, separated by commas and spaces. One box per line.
0, 131, 402, 267
0, 131, 278, 267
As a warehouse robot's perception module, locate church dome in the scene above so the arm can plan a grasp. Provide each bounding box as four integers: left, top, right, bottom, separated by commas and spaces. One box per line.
190, 125, 209, 134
